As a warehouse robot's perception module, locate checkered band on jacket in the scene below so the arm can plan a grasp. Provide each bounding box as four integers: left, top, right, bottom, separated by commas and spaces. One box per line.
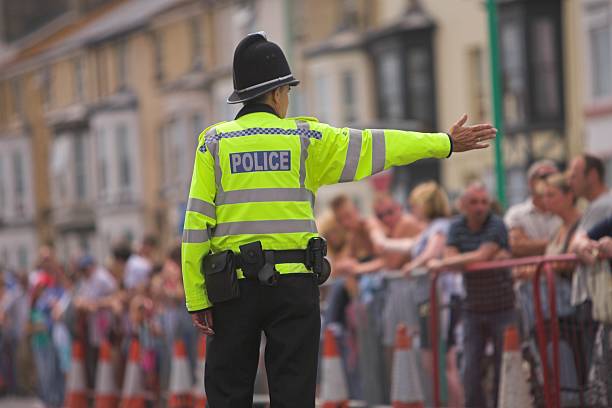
199, 127, 323, 153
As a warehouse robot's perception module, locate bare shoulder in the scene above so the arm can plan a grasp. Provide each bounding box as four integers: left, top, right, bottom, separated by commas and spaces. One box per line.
395, 214, 424, 237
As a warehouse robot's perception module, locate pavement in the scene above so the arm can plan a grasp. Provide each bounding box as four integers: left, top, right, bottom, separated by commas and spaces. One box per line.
0, 398, 44, 408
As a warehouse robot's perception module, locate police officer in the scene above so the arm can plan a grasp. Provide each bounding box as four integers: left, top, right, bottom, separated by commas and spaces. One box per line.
183, 32, 496, 407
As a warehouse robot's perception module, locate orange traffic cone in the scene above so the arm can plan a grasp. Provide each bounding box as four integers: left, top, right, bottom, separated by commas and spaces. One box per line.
94, 340, 119, 408
65, 341, 88, 408
193, 337, 207, 408
498, 326, 533, 408
119, 339, 145, 408
168, 340, 194, 408
391, 324, 424, 408
320, 327, 349, 408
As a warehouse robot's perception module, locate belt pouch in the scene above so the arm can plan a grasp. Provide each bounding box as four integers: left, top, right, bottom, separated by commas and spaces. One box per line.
202, 250, 239, 304
238, 241, 265, 279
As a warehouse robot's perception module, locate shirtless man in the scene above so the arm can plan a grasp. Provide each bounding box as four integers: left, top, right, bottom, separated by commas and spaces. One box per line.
370, 194, 424, 270
331, 194, 384, 276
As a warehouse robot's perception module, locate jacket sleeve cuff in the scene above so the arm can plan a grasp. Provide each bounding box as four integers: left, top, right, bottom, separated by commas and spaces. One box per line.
186, 297, 213, 312
446, 133, 453, 158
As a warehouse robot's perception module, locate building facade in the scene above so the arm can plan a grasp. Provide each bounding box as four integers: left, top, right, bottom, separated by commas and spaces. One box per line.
582, 0, 612, 181
0, 0, 595, 269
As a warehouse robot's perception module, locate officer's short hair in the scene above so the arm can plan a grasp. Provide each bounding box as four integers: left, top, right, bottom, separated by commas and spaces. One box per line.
246, 92, 270, 105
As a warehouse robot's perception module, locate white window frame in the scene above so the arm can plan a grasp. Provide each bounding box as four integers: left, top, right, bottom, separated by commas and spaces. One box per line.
0, 137, 34, 221
584, 1, 612, 103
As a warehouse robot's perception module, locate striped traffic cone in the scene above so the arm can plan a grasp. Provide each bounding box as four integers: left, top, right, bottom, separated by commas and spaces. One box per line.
320, 327, 349, 408
94, 340, 119, 408
498, 326, 533, 408
391, 324, 424, 408
193, 337, 207, 408
168, 339, 194, 408
119, 339, 145, 408
65, 341, 88, 408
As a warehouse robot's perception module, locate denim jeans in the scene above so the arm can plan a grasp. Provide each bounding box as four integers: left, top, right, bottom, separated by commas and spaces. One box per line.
32, 340, 65, 408
462, 308, 515, 408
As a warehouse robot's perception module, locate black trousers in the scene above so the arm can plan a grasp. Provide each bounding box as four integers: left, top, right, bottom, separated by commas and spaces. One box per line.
205, 273, 320, 408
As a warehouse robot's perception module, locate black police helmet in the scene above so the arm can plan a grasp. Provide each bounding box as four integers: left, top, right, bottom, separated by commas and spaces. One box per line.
227, 32, 299, 104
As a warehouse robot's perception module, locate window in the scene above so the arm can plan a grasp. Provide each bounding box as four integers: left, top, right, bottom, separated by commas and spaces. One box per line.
168, 119, 183, 183
154, 32, 164, 81
11, 79, 22, 118
314, 75, 331, 122
591, 25, 612, 98
96, 129, 108, 195
192, 113, 204, 149
338, 0, 359, 31
51, 137, 70, 202
12, 150, 25, 215
501, 22, 527, 127
342, 71, 357, 123
378, 50, 404, 120
42, 67, 52, 107
531, 17, 561, 119
79, 234, 89, 252
74, 58, 84, 101
234, 1, 256, 38
468, 47, 486, 122
406, 46, 433, 126
116, 41, 128, 90
123, 229, 134, 244
96, 49, 108, 97
18, 246, 28, 270
507, 167, 528, 206
190, 18, 203, 69
0, 157, 5, 215
116, 124, 131, 188
498, 0, 564, 130
74, 135, 87, 200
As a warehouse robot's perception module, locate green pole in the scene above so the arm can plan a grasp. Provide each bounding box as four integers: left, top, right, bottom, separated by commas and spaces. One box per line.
486, 0, 507, 208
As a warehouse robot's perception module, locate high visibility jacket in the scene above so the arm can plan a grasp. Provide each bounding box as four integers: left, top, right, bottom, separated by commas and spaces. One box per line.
181, 109, 452, 311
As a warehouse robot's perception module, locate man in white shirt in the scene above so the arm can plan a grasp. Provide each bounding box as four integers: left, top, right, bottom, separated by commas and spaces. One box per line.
504, 160, 561, 257
123, 235, 158, 290
568, 154, 612, 305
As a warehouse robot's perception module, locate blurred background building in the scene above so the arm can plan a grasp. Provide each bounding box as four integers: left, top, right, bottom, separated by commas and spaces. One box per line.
0, 0, 610, 269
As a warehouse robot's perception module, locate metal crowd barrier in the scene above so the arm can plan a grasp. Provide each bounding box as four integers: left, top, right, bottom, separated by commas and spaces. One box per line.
429, 254, 610, 408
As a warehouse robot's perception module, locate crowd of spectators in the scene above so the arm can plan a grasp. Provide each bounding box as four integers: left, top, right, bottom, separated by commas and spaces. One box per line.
0, 236, 196, 407
318, 153, 612, 407
1, 153, 612, 407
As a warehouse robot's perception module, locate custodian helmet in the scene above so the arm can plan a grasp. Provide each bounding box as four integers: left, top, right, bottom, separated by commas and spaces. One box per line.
227, 32, 299, 104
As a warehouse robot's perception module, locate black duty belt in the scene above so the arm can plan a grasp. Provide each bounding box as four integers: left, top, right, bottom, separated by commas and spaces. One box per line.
201, 238, 331, 305
235, 249, 308, 272
234, 238, 330, 286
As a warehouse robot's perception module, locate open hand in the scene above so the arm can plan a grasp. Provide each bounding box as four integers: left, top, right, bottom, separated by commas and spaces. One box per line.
449, 114, 497, 153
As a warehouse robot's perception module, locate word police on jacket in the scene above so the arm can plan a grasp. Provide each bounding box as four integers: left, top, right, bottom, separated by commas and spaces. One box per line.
230, 150, 291, 174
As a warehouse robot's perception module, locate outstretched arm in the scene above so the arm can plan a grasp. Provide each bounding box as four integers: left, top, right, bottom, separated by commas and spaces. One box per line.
311, 114, 496, 188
